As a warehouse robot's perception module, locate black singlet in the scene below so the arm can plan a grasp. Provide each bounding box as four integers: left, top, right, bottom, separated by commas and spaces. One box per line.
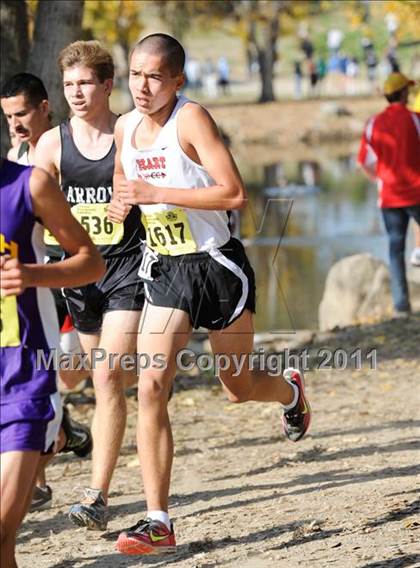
46, 120, 144, 258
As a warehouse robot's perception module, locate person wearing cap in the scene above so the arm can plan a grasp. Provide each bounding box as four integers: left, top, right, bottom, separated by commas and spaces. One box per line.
358, 72, 420, 316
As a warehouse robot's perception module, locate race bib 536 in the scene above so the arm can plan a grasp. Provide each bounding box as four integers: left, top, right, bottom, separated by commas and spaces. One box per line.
45, 203, 124, 246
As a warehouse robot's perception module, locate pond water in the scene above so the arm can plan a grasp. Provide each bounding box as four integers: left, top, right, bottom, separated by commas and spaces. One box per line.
236, 154, 414, 331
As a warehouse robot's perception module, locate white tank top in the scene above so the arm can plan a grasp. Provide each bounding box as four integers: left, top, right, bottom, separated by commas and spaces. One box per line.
121, 95, 230, 255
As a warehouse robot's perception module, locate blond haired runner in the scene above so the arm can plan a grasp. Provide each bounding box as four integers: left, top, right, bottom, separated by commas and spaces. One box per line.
35, 40, 145, 530
110, 33, 311, 555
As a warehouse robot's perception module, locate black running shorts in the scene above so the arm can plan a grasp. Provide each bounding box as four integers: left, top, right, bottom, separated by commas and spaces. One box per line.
46, 258, 73, 328
50, 286, 69, 329
63, 253, 144, 333
142, 238, 256, 330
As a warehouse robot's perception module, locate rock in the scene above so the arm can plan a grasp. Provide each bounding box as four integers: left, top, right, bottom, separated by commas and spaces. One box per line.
253, 332, 278, 345
319, 254, 392, 330
319, 254, 420, 330
320, 102, 352, 116
254, 330, 315, 351
272, 330, 315, 351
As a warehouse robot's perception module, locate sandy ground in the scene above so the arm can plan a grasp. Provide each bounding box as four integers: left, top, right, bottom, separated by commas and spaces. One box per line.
13, 96, 420, 567
17, 313, 420, 568
210, 96, 385, 164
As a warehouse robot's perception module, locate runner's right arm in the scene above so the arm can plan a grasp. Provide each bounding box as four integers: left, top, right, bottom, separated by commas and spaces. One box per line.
107, 115, 132, 224
116, 104, 247, 211
34, 126, 61, 180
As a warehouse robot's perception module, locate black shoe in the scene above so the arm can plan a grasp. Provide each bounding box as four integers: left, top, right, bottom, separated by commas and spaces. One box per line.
282, 368, 312, 442
69, 488, 108, 531
60, 406, 92, 457
29, 485, 53, 512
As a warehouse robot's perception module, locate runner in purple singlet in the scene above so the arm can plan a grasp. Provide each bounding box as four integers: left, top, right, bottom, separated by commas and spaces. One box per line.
0, 159, 104, 567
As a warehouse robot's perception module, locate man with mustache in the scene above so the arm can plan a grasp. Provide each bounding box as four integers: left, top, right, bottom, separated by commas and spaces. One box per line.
1, 73, 51, 165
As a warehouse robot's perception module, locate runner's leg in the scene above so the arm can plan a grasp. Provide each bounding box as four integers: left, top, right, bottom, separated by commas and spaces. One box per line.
34, 324, 90, 497
1, 451, 41, 567
137, 303, 191, 512
79, 309, 141, 500
59, 368, 91, 391
35, 427, 66, 485
59, 327, 91, 390
209, 309, 311, 442
209, 310, 295, 404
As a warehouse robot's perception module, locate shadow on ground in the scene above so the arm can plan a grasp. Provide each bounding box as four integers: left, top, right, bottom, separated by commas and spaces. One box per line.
49, 520, 342, 567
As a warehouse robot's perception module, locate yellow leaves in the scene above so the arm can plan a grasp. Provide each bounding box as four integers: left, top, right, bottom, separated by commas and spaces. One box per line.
371, 0, 420, 40
26, 0, 38, 38
83, 0, 143, 47
281, 11, 302, 36
380, 383, 395, 392
349, 12, 364, 29
230, 19, 249, 44
404, 519, 420, 529
290, 2, 311, 20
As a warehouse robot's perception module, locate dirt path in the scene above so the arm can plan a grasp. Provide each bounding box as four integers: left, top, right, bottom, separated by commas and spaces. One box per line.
17, 315, 420, 568
210, 96, 383, 164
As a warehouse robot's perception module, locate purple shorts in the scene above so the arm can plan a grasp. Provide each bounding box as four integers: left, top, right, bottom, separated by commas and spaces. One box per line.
0, 393, 62, 453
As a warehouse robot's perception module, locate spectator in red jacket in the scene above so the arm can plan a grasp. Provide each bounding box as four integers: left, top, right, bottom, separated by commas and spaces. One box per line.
358, 72, 420, 316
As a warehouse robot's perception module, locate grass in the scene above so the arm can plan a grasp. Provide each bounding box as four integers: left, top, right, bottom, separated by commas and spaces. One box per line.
107, 2, 419, 111
137, 1, 419, 81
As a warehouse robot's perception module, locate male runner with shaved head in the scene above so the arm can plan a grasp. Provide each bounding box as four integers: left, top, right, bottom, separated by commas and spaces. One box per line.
110, 33, 311, 555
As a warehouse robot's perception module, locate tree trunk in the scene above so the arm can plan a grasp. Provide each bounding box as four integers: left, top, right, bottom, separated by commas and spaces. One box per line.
257, 8, 280, 103
0, 0, 29, 154
27, 0, 85, 124
243, 0, 282, 104
257, 48, 275, 103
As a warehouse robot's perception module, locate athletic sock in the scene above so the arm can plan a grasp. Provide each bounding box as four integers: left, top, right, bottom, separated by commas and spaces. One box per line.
282, 382, 299, 411
147, 510, 171, 530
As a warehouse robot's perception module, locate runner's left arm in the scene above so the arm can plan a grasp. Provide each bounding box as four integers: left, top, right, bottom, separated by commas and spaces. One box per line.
117, 104, 247, 211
